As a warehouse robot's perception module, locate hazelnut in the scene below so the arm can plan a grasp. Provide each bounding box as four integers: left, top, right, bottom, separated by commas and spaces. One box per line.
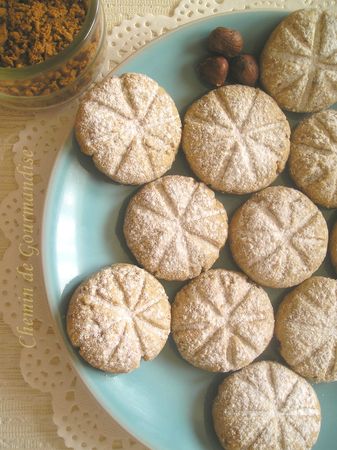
208, 27, 243, 58
198, 56, 229, 87
230, 54, 259, 87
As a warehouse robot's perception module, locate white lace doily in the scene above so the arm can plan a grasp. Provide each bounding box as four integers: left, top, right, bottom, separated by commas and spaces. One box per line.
1, 0, 336, 449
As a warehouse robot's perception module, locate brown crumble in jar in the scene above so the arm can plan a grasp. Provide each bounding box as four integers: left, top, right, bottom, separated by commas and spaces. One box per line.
0, 0, 105, 104
0, 0, 87, 68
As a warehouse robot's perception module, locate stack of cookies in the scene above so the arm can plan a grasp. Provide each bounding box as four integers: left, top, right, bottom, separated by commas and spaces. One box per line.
67, 8, 337, 450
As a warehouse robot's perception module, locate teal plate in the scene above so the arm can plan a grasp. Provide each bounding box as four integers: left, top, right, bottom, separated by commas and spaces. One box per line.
42, 10, 337, 450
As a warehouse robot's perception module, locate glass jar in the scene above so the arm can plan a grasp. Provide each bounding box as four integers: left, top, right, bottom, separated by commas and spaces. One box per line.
0, 0, 106, 109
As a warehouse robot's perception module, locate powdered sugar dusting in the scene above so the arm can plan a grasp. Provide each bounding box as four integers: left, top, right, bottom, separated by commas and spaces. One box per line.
66, 264, 170, 373
261, 9, 337, 112
276, 276, 337, 382
75, 72, 182, 184
182, 85, 290, 194
213, 361, 321, 450
172, 270, 274, 372
290, 109, 337, 208
230, 186, 328, 288
123, 175, 228, 281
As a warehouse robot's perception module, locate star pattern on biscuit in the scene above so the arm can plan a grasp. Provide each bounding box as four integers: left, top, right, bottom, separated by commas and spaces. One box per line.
216, 362, 320, 449
127, 176, 227, 279
266, 10, 337, 110
235, 189, 327, 285
184, 87, 289, 193
74, 266, 170, 371
279, 278, 337, 381
173, 271, 273, 371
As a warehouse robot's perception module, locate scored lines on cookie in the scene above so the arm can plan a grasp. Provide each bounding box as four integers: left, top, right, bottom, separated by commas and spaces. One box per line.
136, 181, 224, 272
133, 319, 148, 356
91, 97, 134, 121
314, 116, 337, 146
247, 206, 321, 270
269, 12, 337, 109
184, 228, 221, 249
299, 12, 324, 110
107, 322, 128, 364
91, 79, 174, 178
192, 326, 224, 358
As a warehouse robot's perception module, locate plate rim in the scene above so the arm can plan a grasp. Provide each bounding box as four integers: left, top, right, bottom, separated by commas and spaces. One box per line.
41, 8, 294, 450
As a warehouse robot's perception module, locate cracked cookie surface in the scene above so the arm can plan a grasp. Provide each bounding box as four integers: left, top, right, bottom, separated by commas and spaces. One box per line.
276, 276, 337, 383
229, 186, 328, 288
171, 269, 274, 372
123, 175, 228, 281
182, 84, 290, 194
213, 361, 321, 450
261, 9, 337, 112
75, 72, 181, 185
66, 263, 170, 373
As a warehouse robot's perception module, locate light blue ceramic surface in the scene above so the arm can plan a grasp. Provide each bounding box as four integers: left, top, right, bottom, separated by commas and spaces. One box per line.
42, 11, 337, 450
